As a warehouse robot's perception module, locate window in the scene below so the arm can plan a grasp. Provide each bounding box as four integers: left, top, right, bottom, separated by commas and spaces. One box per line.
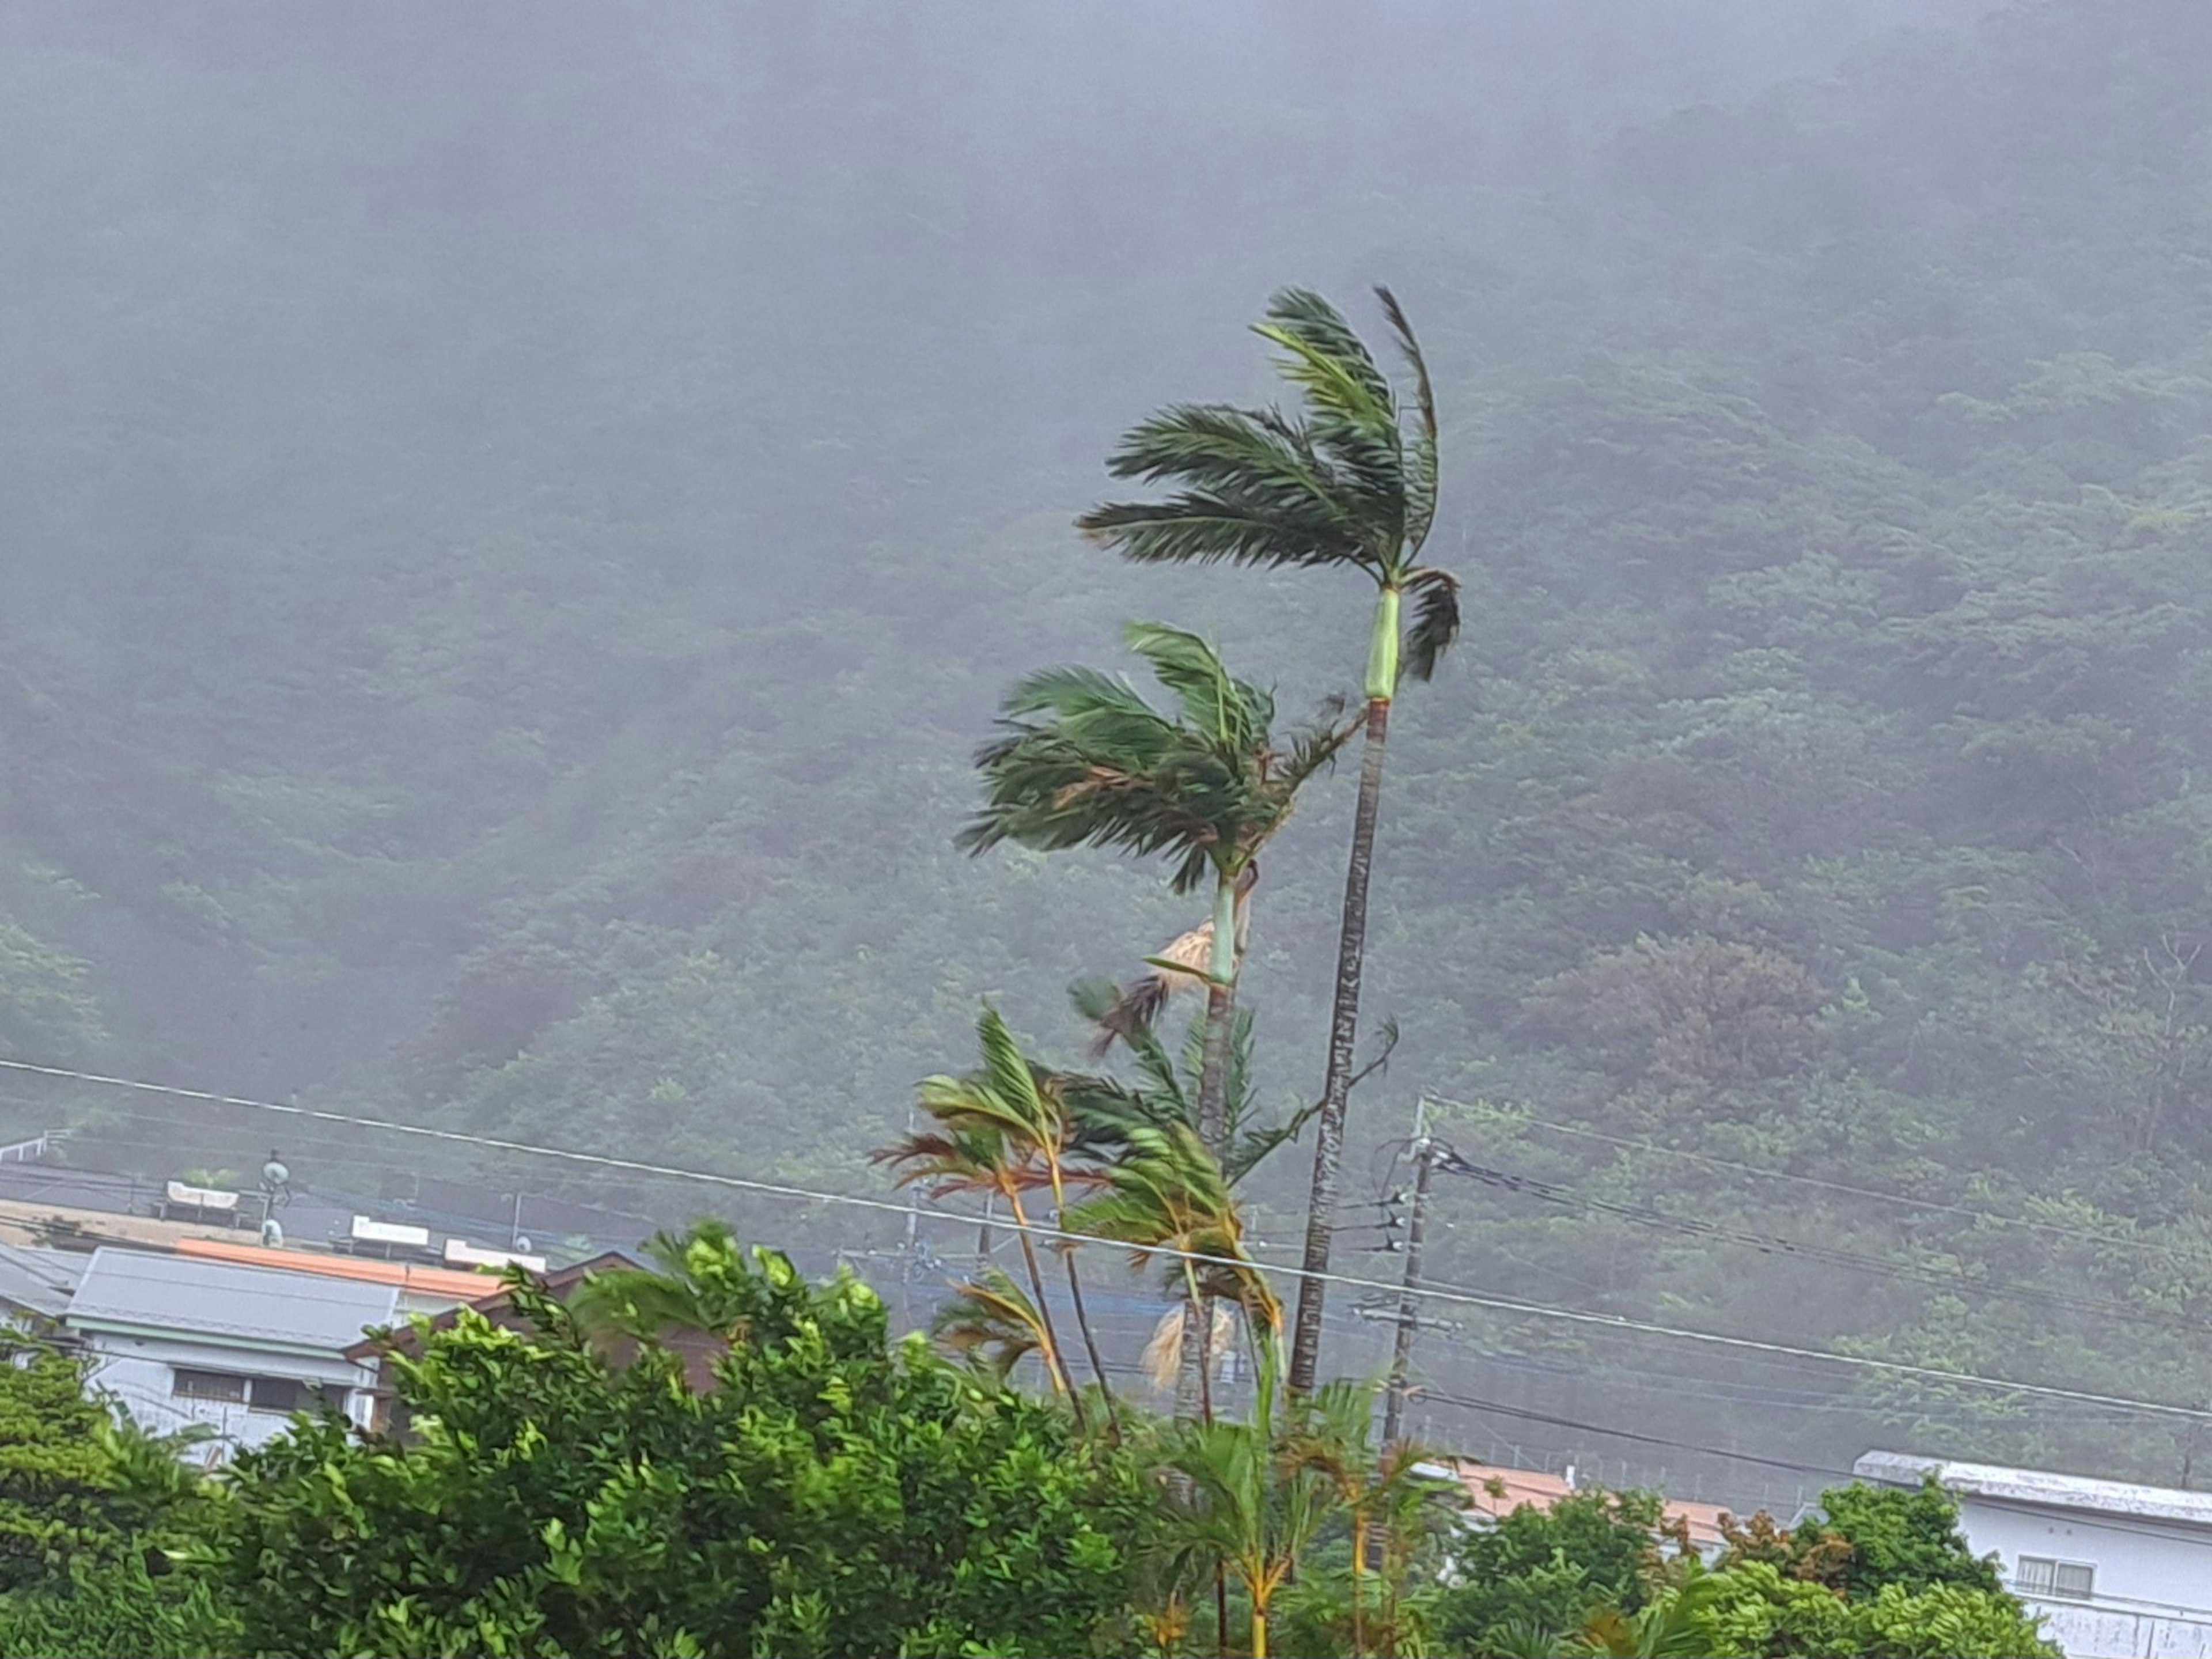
171, 1369, 248, 1404
244, 1377, 345, 1416
2015, 1555, 2095, 1601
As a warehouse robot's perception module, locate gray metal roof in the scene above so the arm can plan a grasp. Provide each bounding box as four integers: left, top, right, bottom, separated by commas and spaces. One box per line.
0, 1243, 84, 1319
1856, 1450, 2212, 1530
66, 1247, 399, 1354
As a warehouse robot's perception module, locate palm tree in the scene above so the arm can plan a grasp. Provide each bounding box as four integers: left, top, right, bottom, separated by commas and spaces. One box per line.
1283, 1380, 1455, 1658
1157, 1349, 1330, 1659
1061, 982, 1319, 1190
874, 1095, 1082, 1410
960, 620, 1354, 1152
946, 1006, 1123, 1429
1066, 1119, 1279, 1426
1077, 286, 1457, 1397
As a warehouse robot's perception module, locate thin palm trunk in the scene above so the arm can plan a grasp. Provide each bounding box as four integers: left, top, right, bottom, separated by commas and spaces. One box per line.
1059, 1249, 1120, 1435
1180, 867, 1240, 1422
1251, 1599, 1269, 1659
1044, 1156, 1118, 1433
1194, 865, 1240, 1150
1350, 1512, 1369, 1657
1289, 691, 1393, 1396
1005, 1189, 1082, 1412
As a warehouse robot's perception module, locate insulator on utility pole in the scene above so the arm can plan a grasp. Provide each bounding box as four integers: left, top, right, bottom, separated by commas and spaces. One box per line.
1382, 1096, 1437, 1446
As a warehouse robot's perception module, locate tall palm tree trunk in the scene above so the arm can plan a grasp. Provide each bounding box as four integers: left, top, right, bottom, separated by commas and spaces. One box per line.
1290, 586, 1399, 1398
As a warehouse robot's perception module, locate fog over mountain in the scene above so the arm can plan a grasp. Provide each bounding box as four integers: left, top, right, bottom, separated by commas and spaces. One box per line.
7, 0, 2212, 1493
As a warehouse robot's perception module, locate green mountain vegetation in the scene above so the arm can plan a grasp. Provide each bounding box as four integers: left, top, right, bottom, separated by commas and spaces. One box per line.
8, 0, 2212, 1494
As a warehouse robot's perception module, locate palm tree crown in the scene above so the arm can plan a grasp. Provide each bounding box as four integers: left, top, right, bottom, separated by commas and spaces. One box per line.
1078, 288, 1458, 691
959, 619, 1351, 896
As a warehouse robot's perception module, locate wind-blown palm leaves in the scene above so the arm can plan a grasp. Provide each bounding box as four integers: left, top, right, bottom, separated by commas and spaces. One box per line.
1061, 979, 1317, 1190
876, 1007, 1119, 1427
1066, 1118, 1279, 1428
1154, 1348, 1331, 1659
960, 620, 1354, 1148
1077, 287, 1458, 1397
1283, 1378, 1455, 1657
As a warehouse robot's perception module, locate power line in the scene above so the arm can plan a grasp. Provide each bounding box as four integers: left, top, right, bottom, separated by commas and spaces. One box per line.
1431, 1093, 2210, 1263
5, 1054, 2210, 1425
1408, 1385, 1866, 1484
1428, 1145, 2210, 1338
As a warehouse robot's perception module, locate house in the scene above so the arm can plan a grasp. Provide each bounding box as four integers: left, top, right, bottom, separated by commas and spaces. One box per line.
1856, 1450, 2212, 1659
0, 1241, 84, 1330
344, 1249, 655, 1434
65, 1247, 397, 1464
1423, 1458, 1733, 1557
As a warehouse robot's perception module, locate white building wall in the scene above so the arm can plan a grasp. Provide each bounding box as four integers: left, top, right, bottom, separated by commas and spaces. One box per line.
84, 1335, 378, 1465
1957, 1496, 2212, 1659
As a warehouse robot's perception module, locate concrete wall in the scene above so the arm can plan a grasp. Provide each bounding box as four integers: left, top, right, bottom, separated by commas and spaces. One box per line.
1959, 1496, 2212, 1659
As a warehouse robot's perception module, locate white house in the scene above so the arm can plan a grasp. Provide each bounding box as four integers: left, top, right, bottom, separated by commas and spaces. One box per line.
1856, 1450, 2212, 1659
65, 1247, 396, 1464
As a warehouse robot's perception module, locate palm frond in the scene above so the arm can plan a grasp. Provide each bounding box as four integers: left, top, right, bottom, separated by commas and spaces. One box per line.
1260, 288, 1395, 418
933, 1267, 1050, 1382
1142, 1302, 1236, 1392
1275, 699, 1360, 793
1119, 620, 1263, 751
1255, 289, 1406, 540
872, 1123, 1006, 1199
1401, 566, 1462, 681
1097, 402, 1355, 526
972, 1005, 1043, 1121
1077, 495, 1364, 571
1376, 285, 1438, 554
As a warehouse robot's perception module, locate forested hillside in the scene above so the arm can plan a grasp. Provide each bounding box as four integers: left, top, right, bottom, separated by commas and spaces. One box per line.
7, 0, 2212, 1486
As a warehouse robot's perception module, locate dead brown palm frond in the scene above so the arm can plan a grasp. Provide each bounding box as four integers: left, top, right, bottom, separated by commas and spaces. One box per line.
1141, 1301, 1237, 1393
1086, 862, 1259, 1059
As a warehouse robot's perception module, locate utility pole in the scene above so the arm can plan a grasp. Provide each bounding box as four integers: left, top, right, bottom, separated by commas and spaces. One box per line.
1381, 1097, 1436, 1446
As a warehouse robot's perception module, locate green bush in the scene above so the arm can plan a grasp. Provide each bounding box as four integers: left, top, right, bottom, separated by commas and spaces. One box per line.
195, 1232, 1156, 1658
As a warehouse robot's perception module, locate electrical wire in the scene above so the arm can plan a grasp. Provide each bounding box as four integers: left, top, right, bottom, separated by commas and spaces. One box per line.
5, 1054, 2210, 1425
1407, 1385, 1866, 1483
1431, 1092, 2212, 1263
1427, 1143, 2210, 1337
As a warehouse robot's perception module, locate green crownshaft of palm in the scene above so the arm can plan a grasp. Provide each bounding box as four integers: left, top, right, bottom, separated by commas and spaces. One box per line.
960, 620, 1354, 1145
1078, 287, 1459, 1398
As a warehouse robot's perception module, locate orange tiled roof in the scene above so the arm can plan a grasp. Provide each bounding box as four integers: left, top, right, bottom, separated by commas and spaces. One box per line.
1436, 1459, 1735, 1549
175, 1237, 496, 1301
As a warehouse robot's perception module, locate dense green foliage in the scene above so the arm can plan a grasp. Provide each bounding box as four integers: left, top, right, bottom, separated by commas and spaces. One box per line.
1785, 1477, 2002, 1599
0, 1229, 2051, 1658
0, 1343, 176, 1591
1435, 1490, 1668, 1654
0, 1346, 228, 1657
0, 1560, 232, 1659
1438, 1483, 2049, 1659
198, 1233, 1153, 1658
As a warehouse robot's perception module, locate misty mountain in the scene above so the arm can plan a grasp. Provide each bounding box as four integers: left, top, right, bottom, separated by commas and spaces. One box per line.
6, 0, 2212, 1482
